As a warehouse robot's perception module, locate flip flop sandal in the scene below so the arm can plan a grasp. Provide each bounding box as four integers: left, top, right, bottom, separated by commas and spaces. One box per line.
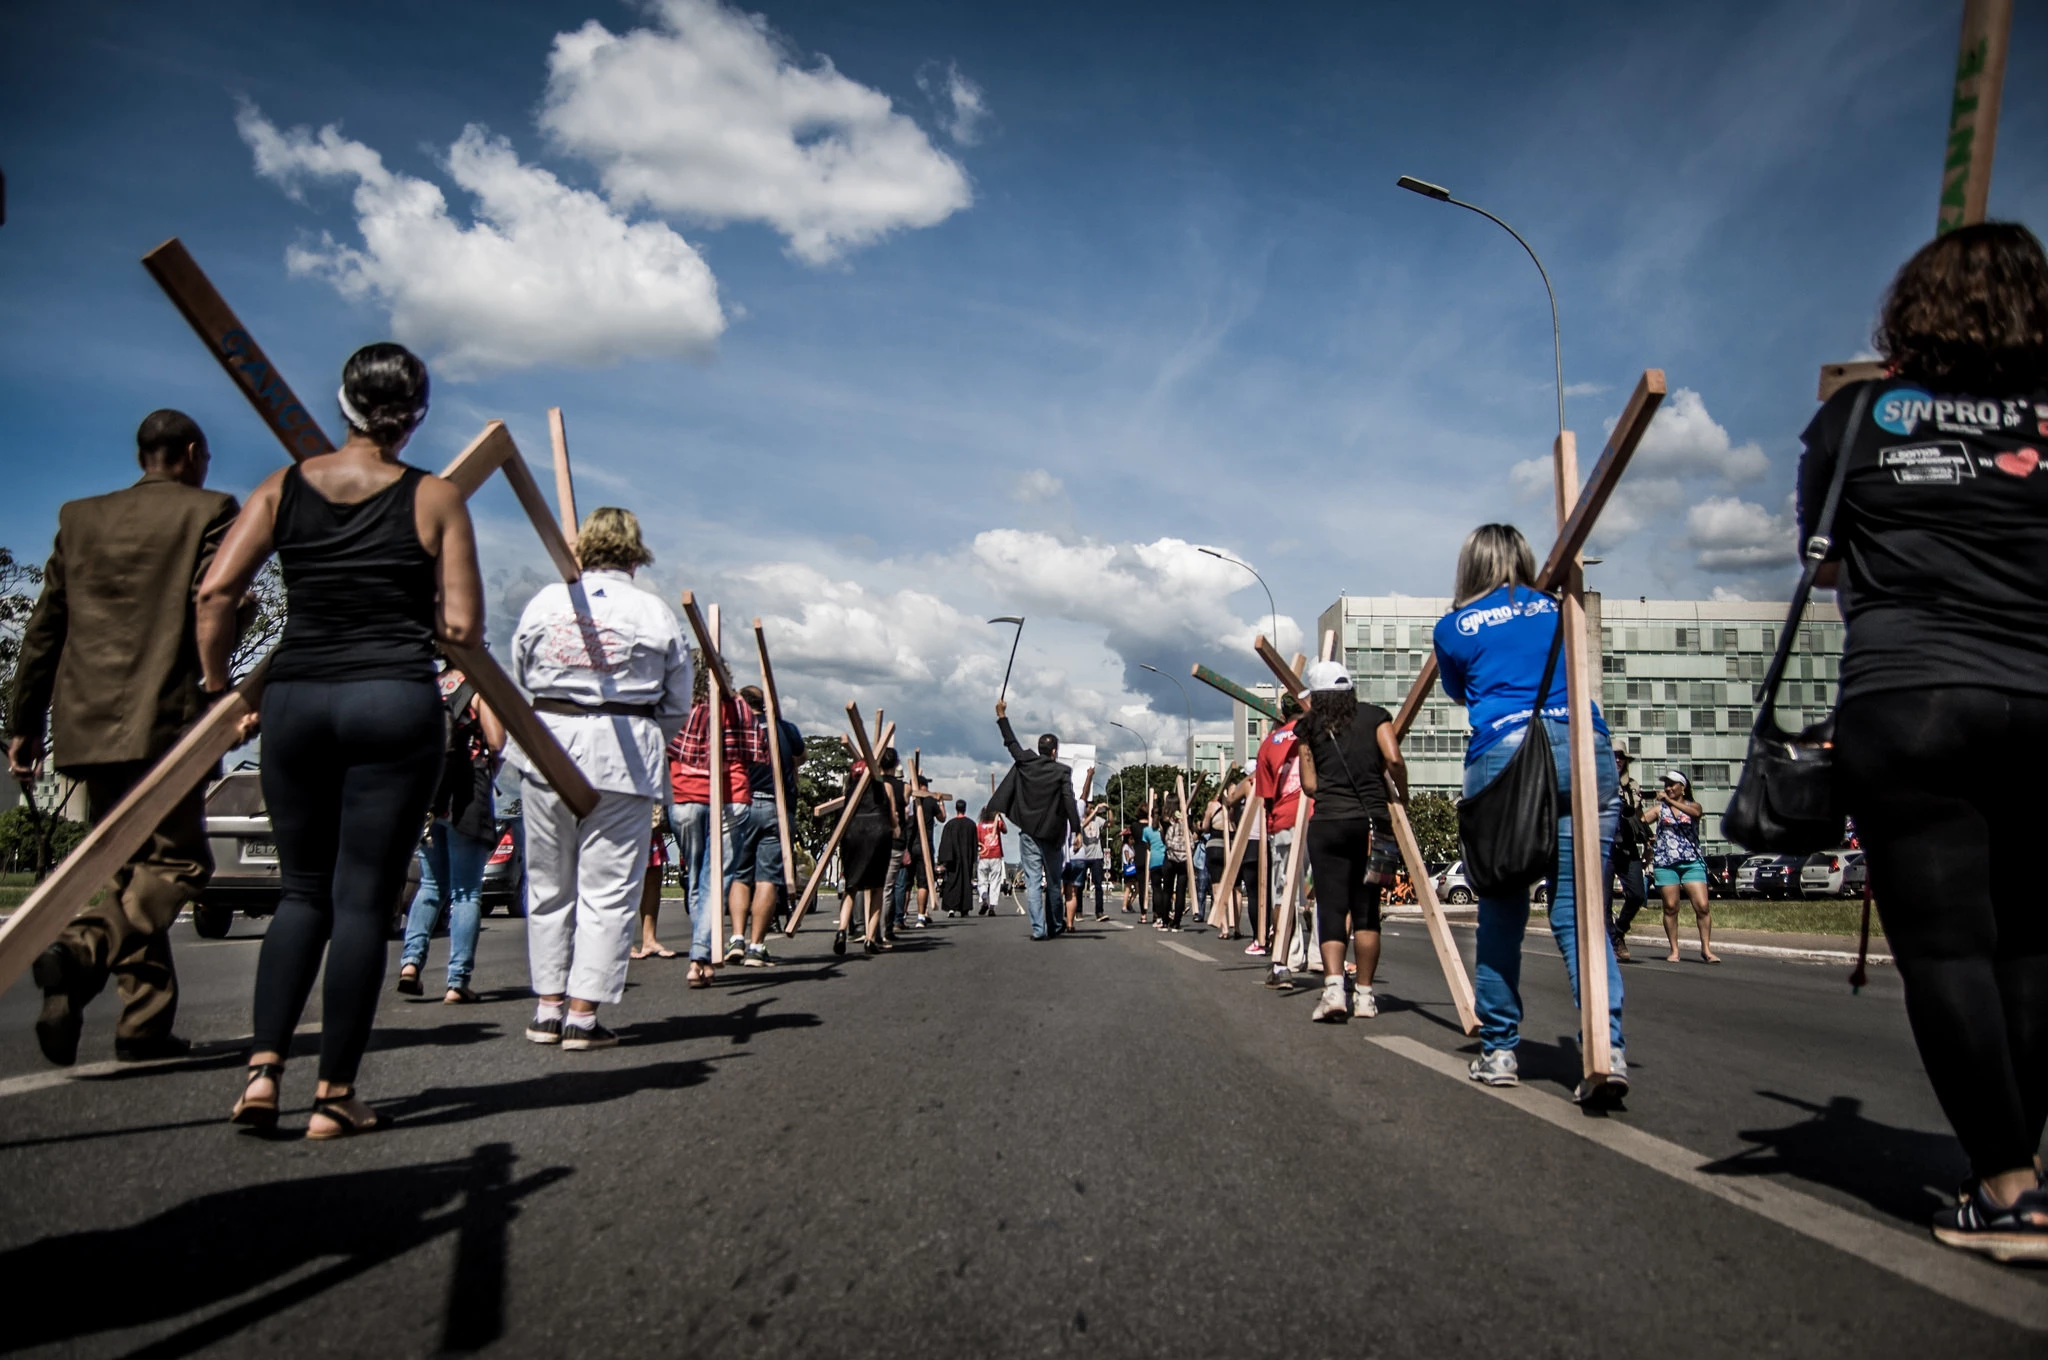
230, 1062, 284, 1130
651, 946, 680, 959
306, 1092, 382, 1140
396, 967, 423, 996
442, 986, 480, 1004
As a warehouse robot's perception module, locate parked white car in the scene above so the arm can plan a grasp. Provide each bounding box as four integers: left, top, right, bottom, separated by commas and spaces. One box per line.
1435, 861, 1473, 905
1801, 850, 1863, 898
1734, 856, 1767, 898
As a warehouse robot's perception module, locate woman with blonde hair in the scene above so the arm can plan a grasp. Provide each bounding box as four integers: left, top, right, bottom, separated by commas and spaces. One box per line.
513, 506, 692, 1051
1432, 523, 1625, 1104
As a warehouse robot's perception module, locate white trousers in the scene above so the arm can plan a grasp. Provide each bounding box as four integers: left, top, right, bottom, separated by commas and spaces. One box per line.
525, 783, 654, 1006
976, 858, 1004, 908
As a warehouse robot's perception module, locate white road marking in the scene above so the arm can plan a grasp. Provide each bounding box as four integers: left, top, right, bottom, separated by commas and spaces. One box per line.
1159, 939, 1215, 964
1367, 1034, 2048, 1334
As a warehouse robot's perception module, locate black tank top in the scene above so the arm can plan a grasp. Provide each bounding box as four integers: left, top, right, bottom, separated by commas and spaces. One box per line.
1304, 704, 1394, 822
267, 464, 438, 683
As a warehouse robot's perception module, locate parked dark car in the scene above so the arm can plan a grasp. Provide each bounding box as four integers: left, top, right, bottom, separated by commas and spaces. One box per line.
479, 815, 526, 917
1704, 854, 1749, 899
1750, 854, 1803, 900
198, 768, 420, 938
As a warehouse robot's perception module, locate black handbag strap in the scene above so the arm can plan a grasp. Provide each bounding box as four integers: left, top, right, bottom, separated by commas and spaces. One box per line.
1753, 383, 1873, 738
1525, 585, 1567, 733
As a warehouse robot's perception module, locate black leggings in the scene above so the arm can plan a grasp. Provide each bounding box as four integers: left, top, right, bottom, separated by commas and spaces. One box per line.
1151, 862, 1187, 927
1837, 686, 2048, 1179
1309, 817, 1382, 940
253, 678, 444, 1085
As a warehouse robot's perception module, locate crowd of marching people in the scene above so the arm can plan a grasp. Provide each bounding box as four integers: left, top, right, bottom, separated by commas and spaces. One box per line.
5, 224, 2046, 1259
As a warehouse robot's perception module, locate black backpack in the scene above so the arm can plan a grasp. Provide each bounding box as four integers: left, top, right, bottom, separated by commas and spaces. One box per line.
1455, 596, 1565, 898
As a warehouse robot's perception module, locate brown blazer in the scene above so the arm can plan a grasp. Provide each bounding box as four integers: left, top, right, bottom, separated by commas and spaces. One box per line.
9, 474, 240, 770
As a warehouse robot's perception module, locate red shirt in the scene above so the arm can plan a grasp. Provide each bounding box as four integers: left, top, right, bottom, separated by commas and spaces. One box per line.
668, 697, 759, 804
1255, 720, 1307, 832
977, 817, 1006, 859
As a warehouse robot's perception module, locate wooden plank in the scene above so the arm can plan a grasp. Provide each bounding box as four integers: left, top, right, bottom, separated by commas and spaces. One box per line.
785, 719, 894, 934
1939, 0, 2012, 235
753, 619, 799, 894
444, 641, 597, 820
1270, 801, 1310, 970
677, 593, 736, 694
912, 750, 939, 914
1392, 656, 1440, 741
141, 238, 335, 459
1385, 802, 1479, 1034
0, 666, 263, 995
500, 450, 582, 584
548, 407, 580, 549
707, 604, 727, 948
437, 421, 518, 496
1536, 370, 1667, 589
1191, 664, 1281, 722
1817, 361, 1887, 403
1554, 429, 1612, 1079
1213, 774, 1257, 933
1173, 773, 1195, 925
1254, 636, 1305, 697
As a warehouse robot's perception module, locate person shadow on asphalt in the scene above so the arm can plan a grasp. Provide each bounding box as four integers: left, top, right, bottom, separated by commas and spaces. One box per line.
0, 1143, 569, 1355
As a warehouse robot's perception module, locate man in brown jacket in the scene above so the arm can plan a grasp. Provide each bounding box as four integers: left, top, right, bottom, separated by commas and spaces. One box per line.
7, 410, 240, 1065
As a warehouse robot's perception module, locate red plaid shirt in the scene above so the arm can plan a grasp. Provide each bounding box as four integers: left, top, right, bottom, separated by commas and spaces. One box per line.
668, 697, 765, 804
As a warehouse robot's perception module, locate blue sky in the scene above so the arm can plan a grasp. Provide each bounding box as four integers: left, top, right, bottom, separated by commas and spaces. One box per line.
3, 0, 2042, 784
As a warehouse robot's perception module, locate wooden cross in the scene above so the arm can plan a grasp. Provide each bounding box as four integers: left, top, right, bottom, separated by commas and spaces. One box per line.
1383, 371, 1666, 1075
0, 239, 599, 995
783, 706, 896, 935
751, 621, 800, 896
678, 593, 734, 941
1819, 0, 2010, 400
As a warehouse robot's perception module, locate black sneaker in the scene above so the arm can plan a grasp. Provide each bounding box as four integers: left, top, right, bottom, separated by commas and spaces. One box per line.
1934, 1181, 2048, 1263
31, 944, 85, 1068
561, 1020, 619, 1051
115, 1034, 192, 1063
525, 1014, 564, 1045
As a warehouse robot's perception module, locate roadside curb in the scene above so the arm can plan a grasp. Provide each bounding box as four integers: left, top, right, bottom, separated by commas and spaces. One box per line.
1380, 909, 1891, 965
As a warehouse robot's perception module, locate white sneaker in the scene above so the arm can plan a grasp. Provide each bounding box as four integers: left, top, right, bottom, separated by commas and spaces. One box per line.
1468, 1049, 1519, 1086
1351, 985, 1378, 1019
1311, 983, 1349, 1023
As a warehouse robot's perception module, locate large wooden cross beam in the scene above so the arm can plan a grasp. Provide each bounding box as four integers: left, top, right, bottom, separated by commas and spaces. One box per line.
751, 620, 800, 896
784, 709, 896, 936
0, 240, 602, 997
1385, 369, 1666, 1076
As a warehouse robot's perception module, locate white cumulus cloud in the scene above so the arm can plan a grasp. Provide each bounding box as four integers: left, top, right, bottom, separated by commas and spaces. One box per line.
918, 60, 989, 145
540, 0, 974, 265
1632, 387, 1768, 482
236, 105, 724, 378
1686, 495, 1794, 571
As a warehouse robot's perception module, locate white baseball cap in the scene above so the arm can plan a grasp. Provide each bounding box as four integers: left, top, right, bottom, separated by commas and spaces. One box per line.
1302, 660, 1352, 693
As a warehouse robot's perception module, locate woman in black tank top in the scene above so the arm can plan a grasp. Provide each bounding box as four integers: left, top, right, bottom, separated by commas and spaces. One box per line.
1295, 662, 1406, 1024
196, 343, 483, 1139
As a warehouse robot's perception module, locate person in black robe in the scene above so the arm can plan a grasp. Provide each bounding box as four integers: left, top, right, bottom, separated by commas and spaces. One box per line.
937, 800, 979, 917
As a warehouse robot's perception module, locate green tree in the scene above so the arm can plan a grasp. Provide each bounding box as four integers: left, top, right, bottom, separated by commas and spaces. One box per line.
1406, 790, 1460, 866
793, 733, 851, 858
0, 546, 46, 739
1100, 764, 1216, 836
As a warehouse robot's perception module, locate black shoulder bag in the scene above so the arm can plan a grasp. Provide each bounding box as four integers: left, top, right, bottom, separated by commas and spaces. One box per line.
1721, 383, 1872, 853
1456, 591, 1565, 898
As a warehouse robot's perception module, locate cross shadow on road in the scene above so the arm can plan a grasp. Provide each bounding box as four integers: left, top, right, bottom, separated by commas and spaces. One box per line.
376, 1058, 719, 1132
0, 1142, 569, 1358
1699, 1091, 1971, 1226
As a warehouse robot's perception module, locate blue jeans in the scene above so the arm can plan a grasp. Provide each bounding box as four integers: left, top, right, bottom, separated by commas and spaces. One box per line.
401, 820, 492, 988
674, 801, 741, 963
1463, 719, 1624, 1055
1018, 834, 1065, 938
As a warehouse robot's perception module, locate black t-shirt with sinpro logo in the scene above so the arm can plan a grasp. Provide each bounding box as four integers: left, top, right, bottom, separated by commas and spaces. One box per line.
1798, 378, 2048, 702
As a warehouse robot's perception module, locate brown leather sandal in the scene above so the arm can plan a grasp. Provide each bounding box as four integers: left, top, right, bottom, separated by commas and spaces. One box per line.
306, 1090, 381, 1140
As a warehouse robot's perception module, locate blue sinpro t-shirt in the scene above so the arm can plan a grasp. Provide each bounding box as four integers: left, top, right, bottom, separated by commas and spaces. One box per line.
1432, 584, 1608, 763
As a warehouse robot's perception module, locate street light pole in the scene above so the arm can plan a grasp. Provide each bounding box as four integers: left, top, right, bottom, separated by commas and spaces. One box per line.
1139, 663, 1195, 778
1198, 547, 1279, 651
1109, 720, 1152, 815
1396, 175, 1565, 446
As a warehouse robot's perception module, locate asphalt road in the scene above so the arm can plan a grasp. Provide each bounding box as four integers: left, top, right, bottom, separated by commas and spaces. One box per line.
0, 891, 2043, 1358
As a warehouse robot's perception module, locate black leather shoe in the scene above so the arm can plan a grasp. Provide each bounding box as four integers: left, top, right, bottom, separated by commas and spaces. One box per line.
115, 1034, 193, 1063
31, 944, 84, 1068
